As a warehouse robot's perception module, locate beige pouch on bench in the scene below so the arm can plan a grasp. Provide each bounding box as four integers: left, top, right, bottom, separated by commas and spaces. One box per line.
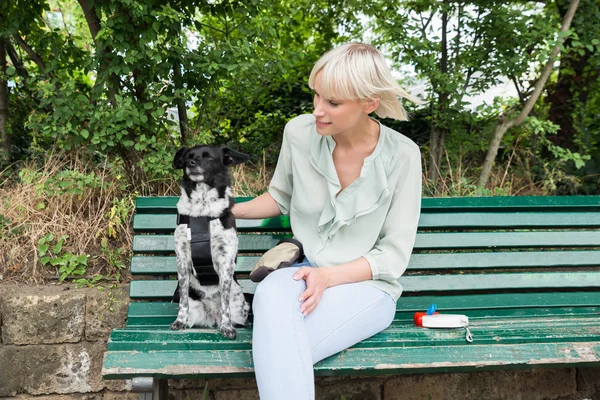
249, 238, 304, 282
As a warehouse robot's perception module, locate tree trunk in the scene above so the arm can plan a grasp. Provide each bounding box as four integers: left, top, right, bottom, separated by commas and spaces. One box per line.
429, 124, 441, 183
428, 4, 449, 186
0, 38, 11, 167
429, 5, 448, 183
173, 61, 189, 146
477, 0, 580, 189
77, 0, 119, 106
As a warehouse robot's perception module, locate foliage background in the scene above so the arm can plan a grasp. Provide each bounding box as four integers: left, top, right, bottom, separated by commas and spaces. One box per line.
0, 0, 599, 282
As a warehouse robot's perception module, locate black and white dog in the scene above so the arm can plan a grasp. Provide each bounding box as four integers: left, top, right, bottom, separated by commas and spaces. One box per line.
171, 145, 250, 339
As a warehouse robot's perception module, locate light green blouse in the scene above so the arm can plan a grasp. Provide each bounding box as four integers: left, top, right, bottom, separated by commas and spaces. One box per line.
269, 114, 422, 301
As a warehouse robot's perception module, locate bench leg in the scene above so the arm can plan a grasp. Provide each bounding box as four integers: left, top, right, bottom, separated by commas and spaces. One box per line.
132, 377, 168, 400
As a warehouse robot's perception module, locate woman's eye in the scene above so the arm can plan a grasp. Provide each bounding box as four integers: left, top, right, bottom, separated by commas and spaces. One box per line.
329, 101, 339, 107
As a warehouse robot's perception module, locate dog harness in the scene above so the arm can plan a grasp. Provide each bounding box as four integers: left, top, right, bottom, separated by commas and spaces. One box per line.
177, 213, 221, 285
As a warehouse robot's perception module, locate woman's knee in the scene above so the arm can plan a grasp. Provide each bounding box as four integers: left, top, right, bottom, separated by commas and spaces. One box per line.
252, 267, 304, 313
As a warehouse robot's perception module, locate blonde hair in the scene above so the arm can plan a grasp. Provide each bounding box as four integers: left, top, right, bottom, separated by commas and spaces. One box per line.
308, 42, 420, 121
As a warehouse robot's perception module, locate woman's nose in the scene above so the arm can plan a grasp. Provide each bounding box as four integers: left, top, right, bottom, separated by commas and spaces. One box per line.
313, 99, 325, 117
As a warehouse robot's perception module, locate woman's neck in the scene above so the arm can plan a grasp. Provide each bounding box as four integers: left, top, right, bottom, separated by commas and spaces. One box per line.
332, 117, 380, 152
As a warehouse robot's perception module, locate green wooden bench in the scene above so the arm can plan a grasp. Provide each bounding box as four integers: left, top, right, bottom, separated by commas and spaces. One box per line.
102, 195, 600, 399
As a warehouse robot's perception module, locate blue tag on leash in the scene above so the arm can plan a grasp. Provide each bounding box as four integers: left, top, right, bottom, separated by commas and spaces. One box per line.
426, 304, 437, 315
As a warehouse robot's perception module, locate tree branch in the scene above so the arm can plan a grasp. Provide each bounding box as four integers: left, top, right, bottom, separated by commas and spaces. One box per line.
510, 75, 525, 103
77, 0, 101, 41
12, 34, 51, 79
6, 39, 28, 78
0, 38, 11, 166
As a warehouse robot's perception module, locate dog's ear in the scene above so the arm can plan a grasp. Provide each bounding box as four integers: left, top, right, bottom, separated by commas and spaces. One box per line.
222, 147, 250, 166
173, 147, 189, 169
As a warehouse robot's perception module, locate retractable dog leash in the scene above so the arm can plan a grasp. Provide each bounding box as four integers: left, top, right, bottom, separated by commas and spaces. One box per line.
414, 304, 473, 343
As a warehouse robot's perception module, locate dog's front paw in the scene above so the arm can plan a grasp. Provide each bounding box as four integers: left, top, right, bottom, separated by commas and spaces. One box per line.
220, 324, 237, 339
171, 320, 187, 330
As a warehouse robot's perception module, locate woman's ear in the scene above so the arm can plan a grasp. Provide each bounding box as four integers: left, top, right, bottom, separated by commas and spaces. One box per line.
363, 96, 380, 114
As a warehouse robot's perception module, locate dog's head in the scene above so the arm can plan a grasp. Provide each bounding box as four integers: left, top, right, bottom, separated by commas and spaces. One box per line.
173, 145, 250, 183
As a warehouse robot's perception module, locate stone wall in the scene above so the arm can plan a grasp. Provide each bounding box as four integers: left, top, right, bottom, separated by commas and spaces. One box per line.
0, 283, 599, 400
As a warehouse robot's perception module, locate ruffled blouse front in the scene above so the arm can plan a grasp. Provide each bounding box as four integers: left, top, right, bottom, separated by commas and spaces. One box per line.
309, 121, 395, 242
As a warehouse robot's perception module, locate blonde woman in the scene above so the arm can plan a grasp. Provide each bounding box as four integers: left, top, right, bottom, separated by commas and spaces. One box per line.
233, 42, 422, 399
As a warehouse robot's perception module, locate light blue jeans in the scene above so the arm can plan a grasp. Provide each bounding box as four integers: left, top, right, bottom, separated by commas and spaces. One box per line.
251, 260, 396, 399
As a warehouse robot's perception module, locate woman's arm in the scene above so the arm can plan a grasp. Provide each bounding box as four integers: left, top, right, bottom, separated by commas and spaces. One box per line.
232, 192, 283, 220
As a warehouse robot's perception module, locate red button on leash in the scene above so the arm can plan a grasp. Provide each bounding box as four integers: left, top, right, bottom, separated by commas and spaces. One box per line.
413, 311, 438, 327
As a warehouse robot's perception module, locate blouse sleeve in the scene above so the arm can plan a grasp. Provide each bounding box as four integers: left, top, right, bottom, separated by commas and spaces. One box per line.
363, 146, 422, 282
268, 125, 294, 215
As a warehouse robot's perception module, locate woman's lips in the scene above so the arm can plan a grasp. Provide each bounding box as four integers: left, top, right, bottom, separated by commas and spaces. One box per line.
316, 121, 331, 128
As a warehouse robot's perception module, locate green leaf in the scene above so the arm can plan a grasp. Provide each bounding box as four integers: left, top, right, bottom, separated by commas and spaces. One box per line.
80, 129, 89, 139
38, 243, 49, 256
53, 241, 63, 254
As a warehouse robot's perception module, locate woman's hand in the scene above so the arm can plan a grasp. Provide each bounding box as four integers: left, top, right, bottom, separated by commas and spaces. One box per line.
292, 258, 373, 316
293, 267, 332, 316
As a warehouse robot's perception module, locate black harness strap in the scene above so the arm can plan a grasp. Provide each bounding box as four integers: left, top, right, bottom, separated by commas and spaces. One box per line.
177, 213, 220, 285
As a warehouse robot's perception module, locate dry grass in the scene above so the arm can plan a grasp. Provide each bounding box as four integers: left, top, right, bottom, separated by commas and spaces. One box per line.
231, 151, 272, 197
0, 150, 134, 283
422, 147, 544, 197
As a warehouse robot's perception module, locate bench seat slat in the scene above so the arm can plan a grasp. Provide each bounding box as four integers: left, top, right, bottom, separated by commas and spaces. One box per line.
130, 250, 600, 275
128, 272, 600, 299
132, 231, 600, 254
124, 303, 600, 327
126, 301, 600, 322
102, 341, 600, 379
108, 321, 600, 352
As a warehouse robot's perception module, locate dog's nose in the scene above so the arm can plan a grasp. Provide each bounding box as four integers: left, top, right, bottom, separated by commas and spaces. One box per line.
188, 160, 196, 167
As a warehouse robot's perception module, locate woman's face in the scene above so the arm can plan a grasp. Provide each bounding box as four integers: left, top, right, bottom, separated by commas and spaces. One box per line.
312, 71, 369, 137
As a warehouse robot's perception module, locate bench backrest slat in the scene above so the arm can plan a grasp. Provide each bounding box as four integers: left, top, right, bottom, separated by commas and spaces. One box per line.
130, 250, 600, 275
132, 231, 600, 254
134, 195, 600, 213
129, 271, 600, 299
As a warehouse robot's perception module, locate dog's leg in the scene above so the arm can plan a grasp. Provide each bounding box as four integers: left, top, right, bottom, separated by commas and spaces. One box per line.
211, 223, 238, 339
217, 257, 236, 339
171, 224, 193, 330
